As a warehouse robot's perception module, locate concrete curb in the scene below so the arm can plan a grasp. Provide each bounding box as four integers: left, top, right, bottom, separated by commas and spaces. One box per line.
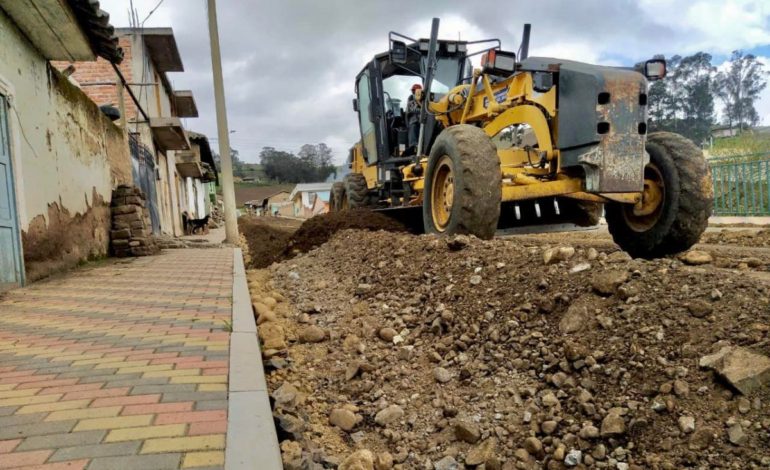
226, 248, 282, 470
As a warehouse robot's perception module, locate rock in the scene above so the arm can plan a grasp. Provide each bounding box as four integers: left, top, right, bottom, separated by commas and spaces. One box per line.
434, 367, 451, 383
579, 425, 599, 439
680, 250, 713, 265
374, 405, 404, 426
711, 288, 723, 300
569, 262, 591, 274
678, 416, 695, 434
455, 421, 481, 443
543, 246, 575, 265
355, 284, 373, 296
727, 422, 747, 445
253, 302, 273, 318
378, 327, 398, 342
587, 247, 599, 260
329, 408, 361, 432
466, 438, 497, 466
339, 449, 374, 470
591, 270, 628, 296
273, 382, 300, 409
699, 346, 770, 394
299, 325, 326, 343
688, 426, 715, 450
262, 297, 278, 309
541, 392, 560, 407
559, 303, 591, 334
673, 379, 690, 397
564, 449, 582, 467
737, 397, 751, 414
434, 456, 460, 470
600, 412, 626, 437
687, 300, 713, 318
374, 452, 393, 470
446, 235, 470, 251
523, 437, 543, 457
280, 440, 303, 469
469, 274, 482, 285
541, 420, 558, 435
256, 309, 277, 325
259, 323, 286, 350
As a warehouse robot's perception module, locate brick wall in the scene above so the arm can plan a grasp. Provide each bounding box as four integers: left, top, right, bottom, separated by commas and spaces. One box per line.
51, 36, 138, 121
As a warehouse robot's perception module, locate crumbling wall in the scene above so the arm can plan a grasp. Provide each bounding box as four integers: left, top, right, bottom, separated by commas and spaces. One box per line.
0, 10, 133, 280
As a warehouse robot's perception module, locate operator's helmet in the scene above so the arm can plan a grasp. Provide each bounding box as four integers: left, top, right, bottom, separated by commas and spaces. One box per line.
411, 83, 423, 92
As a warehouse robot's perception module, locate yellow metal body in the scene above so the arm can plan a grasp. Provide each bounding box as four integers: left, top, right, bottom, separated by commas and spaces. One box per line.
348, 67, 645, 207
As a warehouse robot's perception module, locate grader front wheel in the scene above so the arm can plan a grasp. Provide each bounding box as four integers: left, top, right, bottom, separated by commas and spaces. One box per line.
606, 132, 713, 258
423, 125, 501, 239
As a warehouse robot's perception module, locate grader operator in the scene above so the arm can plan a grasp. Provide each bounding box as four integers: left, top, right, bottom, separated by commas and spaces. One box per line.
331, 19, 713, 258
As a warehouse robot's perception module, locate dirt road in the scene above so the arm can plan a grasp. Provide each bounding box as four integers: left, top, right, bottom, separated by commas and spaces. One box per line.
241, 215, 770, 469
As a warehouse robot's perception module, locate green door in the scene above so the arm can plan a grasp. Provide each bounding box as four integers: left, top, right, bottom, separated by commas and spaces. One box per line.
0, 94, 23, 289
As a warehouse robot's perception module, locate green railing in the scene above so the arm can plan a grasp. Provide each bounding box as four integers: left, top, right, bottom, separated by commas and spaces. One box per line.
709, 153, 770, 216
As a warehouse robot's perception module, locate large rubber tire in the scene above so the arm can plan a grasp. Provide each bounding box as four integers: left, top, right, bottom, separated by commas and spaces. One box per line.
330, 182, 345, 212
344, 173, 370, 208
423, 125, 501, 239
606, 132, 713, 258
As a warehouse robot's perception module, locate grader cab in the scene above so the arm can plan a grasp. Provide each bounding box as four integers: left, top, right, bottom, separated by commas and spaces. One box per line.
331, 18, 713, 258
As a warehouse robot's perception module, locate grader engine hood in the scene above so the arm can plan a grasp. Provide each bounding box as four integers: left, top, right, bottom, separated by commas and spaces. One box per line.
522, 58, 649, 193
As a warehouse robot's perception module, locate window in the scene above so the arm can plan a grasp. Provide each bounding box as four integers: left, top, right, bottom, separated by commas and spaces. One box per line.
357, 71, 378, 164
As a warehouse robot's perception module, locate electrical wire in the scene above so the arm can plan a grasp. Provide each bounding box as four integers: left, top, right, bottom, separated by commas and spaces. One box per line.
141, 0, 165, 26
7, 100, 42, 161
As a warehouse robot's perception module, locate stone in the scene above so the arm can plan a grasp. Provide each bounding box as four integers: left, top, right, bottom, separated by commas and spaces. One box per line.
579, 425, 599, 439
329, 408, 361, 432
673, 380, 690, 397
434, 367, 451, 383
262, 297, 278, 309
541, 392, 560, 407
600, 413, 626, 437
378, 327, 398, 342
434, 456, 460, 470
447, 235, 470, 251
355, 284, 373, 295
737, 397, 751, 414
273, 382, 300, 409
564, 449, 582, 467
523, 437, 543, 457
374, 405, 404, 426
591, 270, 628, 295
559, 304, 590, 334
687, 300, 713, 318
699, 346, 770, 394
727, 423, 747, 445
541, 420, 558, 435
678, 416, 695, 434
569, 262, 592, 274
280, 440, 303, 468
680, 250, 713, 265
688, 426, 715, 451
299, 325, 326, 343
543, 246, 575, 265
465, 438, 497, 466
469, 274, 482, 285
455, 421, 481, 443
259, 323, 286, 350
374, 452, 393, 470
587, 247, 599, 260
253, 302, 273, 318
257, 310, 277, 325
339, 449, 374, 470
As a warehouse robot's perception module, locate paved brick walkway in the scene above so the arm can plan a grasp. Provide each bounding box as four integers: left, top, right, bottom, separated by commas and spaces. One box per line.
0, 249, 233, 469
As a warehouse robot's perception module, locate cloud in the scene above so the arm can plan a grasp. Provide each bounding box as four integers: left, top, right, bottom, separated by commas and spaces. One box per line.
99, 0, 770, 163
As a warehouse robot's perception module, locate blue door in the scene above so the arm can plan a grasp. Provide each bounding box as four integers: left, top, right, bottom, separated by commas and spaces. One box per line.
0, 94, 23, 289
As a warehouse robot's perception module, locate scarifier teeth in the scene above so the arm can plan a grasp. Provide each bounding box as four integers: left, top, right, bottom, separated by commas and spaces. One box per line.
535, 202, 541, 218
515, 204, 521, 220
554, 199, 560, 215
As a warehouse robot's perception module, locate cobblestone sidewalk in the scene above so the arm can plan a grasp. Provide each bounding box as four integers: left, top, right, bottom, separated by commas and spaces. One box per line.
0, 249, 233, 469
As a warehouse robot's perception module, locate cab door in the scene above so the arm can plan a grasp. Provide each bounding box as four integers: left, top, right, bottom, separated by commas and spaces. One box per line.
355, 63, 389, 166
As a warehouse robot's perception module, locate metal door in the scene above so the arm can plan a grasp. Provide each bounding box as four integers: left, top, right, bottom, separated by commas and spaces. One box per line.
0, 94, 23, 289
129, 134, 161, 234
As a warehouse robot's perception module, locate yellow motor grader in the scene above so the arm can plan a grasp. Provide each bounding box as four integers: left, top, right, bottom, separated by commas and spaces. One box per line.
330, 19, 713, 258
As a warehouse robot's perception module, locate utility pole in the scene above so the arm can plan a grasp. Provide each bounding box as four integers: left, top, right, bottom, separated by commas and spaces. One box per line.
206, 0, 238, 244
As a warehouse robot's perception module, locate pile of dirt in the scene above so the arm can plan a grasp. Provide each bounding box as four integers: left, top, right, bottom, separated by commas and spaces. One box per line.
285, 210, 409, 254
247, 230, 770, 469
700, 229, 770, 248
238, 217, 296, 268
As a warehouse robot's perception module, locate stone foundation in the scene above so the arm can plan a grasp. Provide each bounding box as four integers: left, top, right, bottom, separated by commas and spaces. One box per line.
110, 185, 159, 257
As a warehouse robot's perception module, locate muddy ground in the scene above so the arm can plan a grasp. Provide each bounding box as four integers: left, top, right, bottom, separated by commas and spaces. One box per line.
243, 216, 770, 469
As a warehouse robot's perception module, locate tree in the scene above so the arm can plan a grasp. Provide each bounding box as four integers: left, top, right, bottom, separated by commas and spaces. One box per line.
260, 143, 336, 183
714, 51, 768, 131
212, 148, 244, 175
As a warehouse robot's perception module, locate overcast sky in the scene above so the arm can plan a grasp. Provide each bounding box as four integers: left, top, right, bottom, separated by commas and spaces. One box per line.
100, 0, 770, 164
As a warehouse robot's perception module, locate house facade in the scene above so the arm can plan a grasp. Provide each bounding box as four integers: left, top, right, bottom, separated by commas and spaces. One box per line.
53, 26, 202, 237
289, 183, 331, 219
0, 1, 132, 286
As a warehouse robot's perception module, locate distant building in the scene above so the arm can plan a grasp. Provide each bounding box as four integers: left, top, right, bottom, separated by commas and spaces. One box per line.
289, 183, 332, 218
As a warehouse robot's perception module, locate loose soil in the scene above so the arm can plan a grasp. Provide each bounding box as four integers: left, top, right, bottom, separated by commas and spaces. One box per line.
246, 228, 770, 470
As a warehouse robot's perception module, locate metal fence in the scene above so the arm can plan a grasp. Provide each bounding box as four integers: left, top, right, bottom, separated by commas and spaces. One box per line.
129, 134, 161, 233
710, 153, 770, 216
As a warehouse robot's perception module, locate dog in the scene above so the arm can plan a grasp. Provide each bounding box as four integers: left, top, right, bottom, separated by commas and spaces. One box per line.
189, 215, 210, 234
182, 211, 192, 235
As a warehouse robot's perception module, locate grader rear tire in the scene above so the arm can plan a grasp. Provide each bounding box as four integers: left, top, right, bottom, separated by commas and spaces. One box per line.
344, 173, 370, 208
330, 182, 345, 212
423, 125, 501, 239
606, 132, 713, 258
